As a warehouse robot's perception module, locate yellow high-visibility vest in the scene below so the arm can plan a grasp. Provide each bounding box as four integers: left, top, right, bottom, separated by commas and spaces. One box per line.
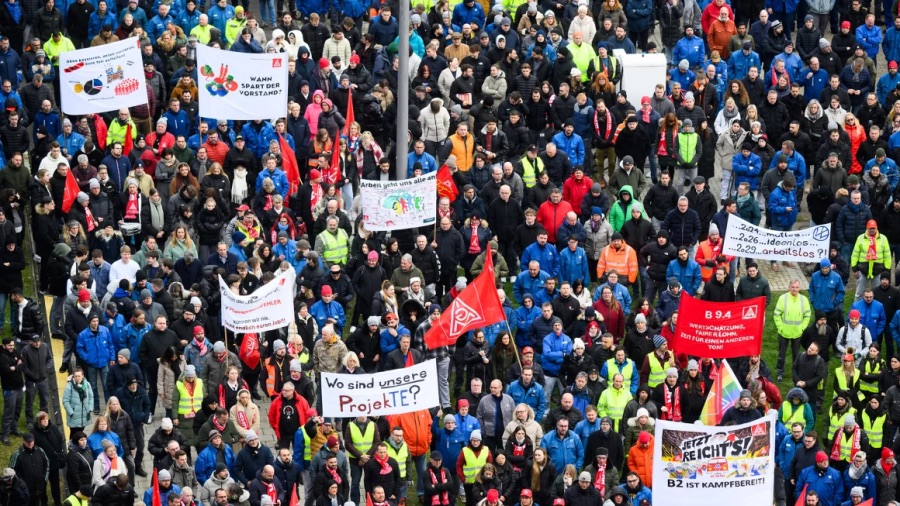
461, 446, 488, 483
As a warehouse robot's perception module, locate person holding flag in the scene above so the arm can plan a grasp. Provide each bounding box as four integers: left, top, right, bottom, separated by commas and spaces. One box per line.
414, 305, 452, 411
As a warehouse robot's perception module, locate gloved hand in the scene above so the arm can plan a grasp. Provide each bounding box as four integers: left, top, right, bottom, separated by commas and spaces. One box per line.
705, 260, 716, 266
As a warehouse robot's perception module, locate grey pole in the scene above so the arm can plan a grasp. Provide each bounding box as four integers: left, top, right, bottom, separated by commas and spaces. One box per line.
395, 0, 410, 181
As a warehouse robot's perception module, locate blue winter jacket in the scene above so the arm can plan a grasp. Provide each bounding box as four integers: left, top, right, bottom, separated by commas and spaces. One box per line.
309, 300, 346, 335
841, 467, 876, 503
857, 24, 883, 58
335, 0, 368, 18
206, 3, 233, 32
795, 465, 843, 506
727, 50, 761, 81
541, 331, 573, 377
407, 151, 438, 177
767, 0, 799, 13
558, 247, 590, 286
368, 15, 399, 46
732, 152, 762, 190
455, 413, 481, 442
76, 326, 115, 369
573, 417, 601, 444
571, 103, 594, 142
118, 6, 148, 26
668, 68, 696, 93
885, 27, 900, 63
87, 430, 123, 457
514, 304, 542, 348
103, 313, 127, 353
33, 111, 61, 144
809, 270, 845, 312
379, 325, 409, 356
804, 68, 831, 102
431, 418, 466, 467
626, 0, 653, 31
163, 109, 192, 139
770, 149, 806, 189
665, 259, 702, 295
551, 131, 585, 167
451, 3, 485, 30
507, 379, 547, 421
195, 444, 236, 484
864, 157, 899, 190
850, 299, 886, 339
232, 444, 275, 484
539, 431, 584, 472
56, 132, 85, 159
673, 35, 706, 68
146, 14, 175, 42
520, 243, 559, 278
0, 48, 21, 87
593, 282, 632, 316
120, 322, 151, 364
178, 8, 200, 33
877, 71, 900, 107
240, 121, 277, 158
88, 10, 115, 39
836, 200, 873, 244
775, 52, 804, 83
768, 184, 798, 229
255, 167, 290, 198
143, 485, 181, 506
513, 271, 551, 304
777, 436, 803, 475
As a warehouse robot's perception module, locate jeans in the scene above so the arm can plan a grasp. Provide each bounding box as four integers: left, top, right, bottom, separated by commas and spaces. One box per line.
2, 389, 23, 436
436, 357, 451, 409
0, 292, 8, 331
648, 153, 659, 183
85, 365, 109, 411
259, 0, 276, 25
340, 185, 354, 213
637, 265, 649, 298
543, 375, 561, 404
24, 379, 50, 427
414, 454, 427, 496
840, 242, 855, 261
350, 460, 364, 504
776, 336, 801, 377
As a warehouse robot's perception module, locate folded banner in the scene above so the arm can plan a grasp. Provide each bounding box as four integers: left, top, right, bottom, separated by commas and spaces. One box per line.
722, 215, 831, 263
321, 359, 439, 417
653, 415, 776, 506
59, 38, 147, 115
196, 45, 288, 120
673, 294, 764, 358
360, 173, 437, 231
219, 270, 294, 332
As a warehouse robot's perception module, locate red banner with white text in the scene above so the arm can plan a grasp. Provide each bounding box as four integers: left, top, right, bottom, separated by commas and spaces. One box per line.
673, 294, 765, 358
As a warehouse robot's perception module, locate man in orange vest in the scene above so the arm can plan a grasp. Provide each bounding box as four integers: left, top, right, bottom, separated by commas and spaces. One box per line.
694, 224, 733, 283
260, 339, 291, 399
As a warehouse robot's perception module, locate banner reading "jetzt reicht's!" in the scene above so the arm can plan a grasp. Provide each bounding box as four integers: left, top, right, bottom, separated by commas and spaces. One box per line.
321, 359, 439, 417
196, 45, 288, 120
652, 415, 776, 506
721, 215, 831, 263
673, 294, 765, 358
219, 270, 294, 332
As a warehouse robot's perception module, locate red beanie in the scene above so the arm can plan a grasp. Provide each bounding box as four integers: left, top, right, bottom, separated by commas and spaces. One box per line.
78, 289, 91, 302
816, 451, 828, 463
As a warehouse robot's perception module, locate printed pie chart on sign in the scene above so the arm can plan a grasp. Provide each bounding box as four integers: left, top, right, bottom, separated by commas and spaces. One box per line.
84, 79, 103, 95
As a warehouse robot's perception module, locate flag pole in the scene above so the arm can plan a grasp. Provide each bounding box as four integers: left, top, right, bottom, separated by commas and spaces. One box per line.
504, 316, 522, 369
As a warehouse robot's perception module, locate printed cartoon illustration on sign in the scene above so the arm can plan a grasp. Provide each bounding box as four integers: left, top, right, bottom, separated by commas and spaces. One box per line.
201, 64, 239, 96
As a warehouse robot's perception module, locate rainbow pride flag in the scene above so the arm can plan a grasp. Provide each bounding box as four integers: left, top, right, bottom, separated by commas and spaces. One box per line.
699, 360, 744, 425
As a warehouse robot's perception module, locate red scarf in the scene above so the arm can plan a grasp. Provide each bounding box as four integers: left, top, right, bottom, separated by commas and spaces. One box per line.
429, 468, 450, 506
405, 351, 415, 367
593, 108, 612, 137
468, 225, 481, 254
125, 193, 139, 220
265, 481, 277, 502
264, 194, 273, 211
593, 466, 606, 497
237, 409, 250, 429
373, 454, 393, 474
194, 337, 208, 356
867, 233, 878, 261
511, 441, 526, 471
85, 207, 96, 232
326, 466, 342, 484
830, 425, 862, 462
212, 416, 226, 432
663, 384, 682, 421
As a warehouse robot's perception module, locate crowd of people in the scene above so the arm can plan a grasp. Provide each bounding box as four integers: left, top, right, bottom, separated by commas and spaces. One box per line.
11, 0, 900, 505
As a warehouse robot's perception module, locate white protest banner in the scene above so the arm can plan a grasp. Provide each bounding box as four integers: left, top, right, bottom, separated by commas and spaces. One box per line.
722, 215, 831, 263
321, 359, 439, 417
219, 270, 294, 332
360, 173, 437, 231
59, 38, 147, 115
196, 45, 288, 120
652, 414, 776, 506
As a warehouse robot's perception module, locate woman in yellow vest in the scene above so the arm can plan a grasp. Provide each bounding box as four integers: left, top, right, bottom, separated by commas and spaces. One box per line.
778, 388, 814, 434
860, 396, 887, 466
859, 343, 885, 401
826, 393, 857, 441
171, 365, 205, 447
456, 430, 492, 506
834, 349, 866, 411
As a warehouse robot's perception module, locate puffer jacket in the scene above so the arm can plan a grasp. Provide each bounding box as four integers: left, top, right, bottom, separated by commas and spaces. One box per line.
626, 433, 654, 487
156, 358, 185, 410
768, 183, 798, 229
836, 200, 873, 244
62, 378, 94, 429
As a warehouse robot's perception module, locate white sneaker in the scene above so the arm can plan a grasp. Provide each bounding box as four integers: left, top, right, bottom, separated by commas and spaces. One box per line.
510, 276, 516, 282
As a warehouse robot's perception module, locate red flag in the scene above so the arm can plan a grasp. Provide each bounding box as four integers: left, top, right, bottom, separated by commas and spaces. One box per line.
325, 141, 341, 185
437, 164, 459, 203
238, 332, 261, 370
123, 123, 133, 156
61, 166, 80, 213
279, 134, 300, 203
405, 349, 415, 367
343, 89, 354, 136
794, 484, 808, 506
366, 493, 373, 506
288, 474, 299, 506
424, 243, 503, 350
151, 467, 162, 506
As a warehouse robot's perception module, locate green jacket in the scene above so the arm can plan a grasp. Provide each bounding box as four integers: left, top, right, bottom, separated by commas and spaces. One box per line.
675, 130, 701, 167
851, 232, 892, 279
224, 16, 247, 45
608, 185, 645, 232
773, 292, 811, 339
